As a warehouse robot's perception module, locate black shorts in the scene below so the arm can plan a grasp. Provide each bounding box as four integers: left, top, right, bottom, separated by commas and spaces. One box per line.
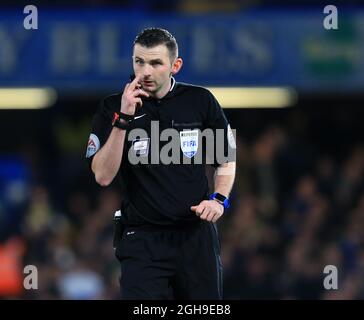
114, 220, 223, 300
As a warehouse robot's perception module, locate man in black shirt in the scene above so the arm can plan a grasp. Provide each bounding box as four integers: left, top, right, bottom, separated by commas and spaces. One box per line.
86, 28, 236, 299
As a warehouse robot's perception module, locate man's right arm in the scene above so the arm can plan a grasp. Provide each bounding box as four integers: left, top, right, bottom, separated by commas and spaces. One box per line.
91, 127, 126, 186
91, 75, 148, 187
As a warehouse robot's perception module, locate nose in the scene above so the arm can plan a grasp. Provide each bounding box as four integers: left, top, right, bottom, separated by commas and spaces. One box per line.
142, 64, 152, 78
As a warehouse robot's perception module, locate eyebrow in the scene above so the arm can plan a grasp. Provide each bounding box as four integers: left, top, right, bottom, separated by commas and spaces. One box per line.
134, 56, 163, 64
150, 59, 163, 64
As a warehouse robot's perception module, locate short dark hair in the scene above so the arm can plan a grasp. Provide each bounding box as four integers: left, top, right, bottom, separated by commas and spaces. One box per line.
134, 28, 178, 61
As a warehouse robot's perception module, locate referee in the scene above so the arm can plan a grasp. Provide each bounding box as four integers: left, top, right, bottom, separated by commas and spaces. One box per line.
86, 28, 236, 299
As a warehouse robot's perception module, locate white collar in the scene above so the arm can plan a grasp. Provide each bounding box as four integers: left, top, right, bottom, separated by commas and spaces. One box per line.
169, 77, 176, 92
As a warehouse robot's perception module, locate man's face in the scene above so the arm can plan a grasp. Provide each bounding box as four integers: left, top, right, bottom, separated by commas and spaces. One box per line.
133, 44, 174, 96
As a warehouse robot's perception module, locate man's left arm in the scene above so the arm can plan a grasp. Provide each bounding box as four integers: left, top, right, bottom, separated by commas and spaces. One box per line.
191, 161, 236, 222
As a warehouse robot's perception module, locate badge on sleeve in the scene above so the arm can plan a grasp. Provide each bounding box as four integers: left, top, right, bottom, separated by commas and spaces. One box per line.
180, 130, 199, 158
86, 133, 100, 158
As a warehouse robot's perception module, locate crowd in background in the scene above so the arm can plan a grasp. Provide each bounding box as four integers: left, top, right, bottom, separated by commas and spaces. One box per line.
1, 101, 363, 299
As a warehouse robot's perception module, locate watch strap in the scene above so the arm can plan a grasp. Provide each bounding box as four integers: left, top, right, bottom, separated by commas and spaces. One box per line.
112, 111, 134, 129
210, 192, 230, 209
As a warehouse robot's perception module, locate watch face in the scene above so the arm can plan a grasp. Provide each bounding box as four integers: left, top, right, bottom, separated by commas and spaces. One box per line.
214, 193, 226, 202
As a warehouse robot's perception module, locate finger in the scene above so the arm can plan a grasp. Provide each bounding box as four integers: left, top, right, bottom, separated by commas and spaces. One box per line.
133, 88, 149, 98
205, 211, 217, 222
129, 74, 142, 90
210, 211, 222, 222
199, 207, 210, 220
123, 83, 130, 93
133, 98, 143, 108
212, 212, 223, 223
139, 89, 150, 97
190, 206, 198, 212
195, 205, 205, 216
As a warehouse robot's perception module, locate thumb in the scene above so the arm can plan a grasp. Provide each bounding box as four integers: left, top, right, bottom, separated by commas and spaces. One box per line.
190, 205, 198, 212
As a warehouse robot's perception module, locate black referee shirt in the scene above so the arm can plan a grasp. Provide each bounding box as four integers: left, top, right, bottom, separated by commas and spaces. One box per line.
86, 79, 235, 226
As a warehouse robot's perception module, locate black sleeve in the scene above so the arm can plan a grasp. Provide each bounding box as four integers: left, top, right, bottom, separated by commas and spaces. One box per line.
85, 97, 114, 170
205, 91, 236, 167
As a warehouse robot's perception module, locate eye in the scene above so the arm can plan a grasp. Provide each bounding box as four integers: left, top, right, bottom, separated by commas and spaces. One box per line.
135, 59, 144, 65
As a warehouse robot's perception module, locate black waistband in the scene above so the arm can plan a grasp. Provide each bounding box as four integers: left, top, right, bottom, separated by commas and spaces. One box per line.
120, 199, 202, 230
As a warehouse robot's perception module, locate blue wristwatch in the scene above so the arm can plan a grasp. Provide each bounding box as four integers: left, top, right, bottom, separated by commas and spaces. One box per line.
210, 192, 230, 209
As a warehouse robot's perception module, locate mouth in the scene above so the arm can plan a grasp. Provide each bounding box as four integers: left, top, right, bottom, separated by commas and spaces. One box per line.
142, 80, 154, 87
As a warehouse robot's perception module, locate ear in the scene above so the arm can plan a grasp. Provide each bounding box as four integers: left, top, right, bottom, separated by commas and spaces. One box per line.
171, 57, 183, 75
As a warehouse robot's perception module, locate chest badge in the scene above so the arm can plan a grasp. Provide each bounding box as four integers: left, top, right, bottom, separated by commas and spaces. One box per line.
132, 138, 150, 156
180, 130, 199, 158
